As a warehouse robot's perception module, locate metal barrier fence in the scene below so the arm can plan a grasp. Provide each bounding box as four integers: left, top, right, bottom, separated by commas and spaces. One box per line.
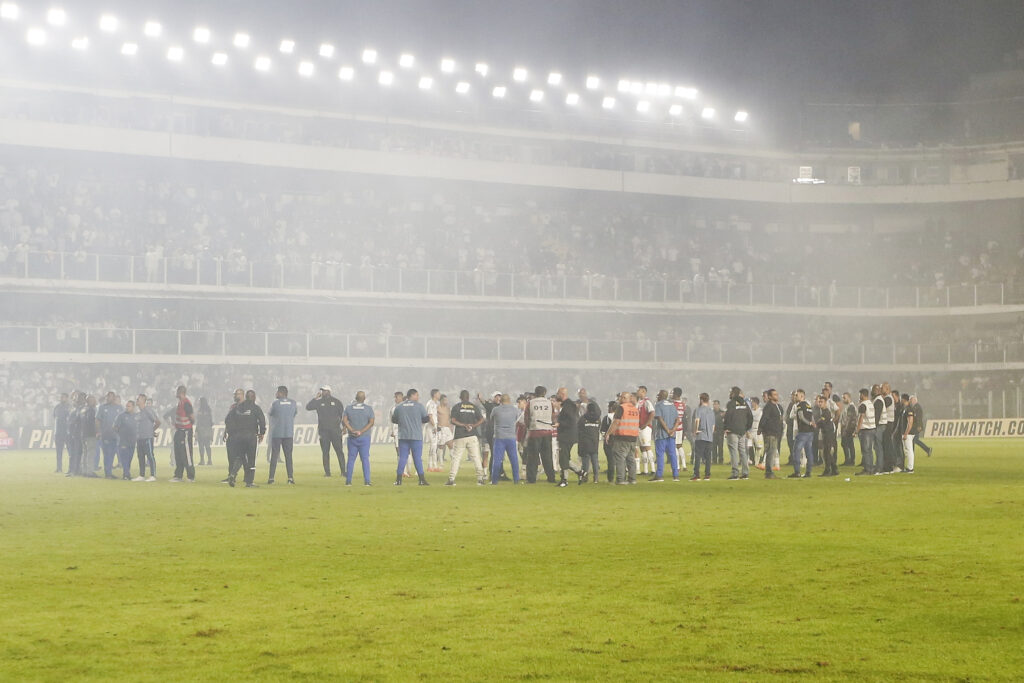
1, 251, 1017, 308
2, 326, 1022, 365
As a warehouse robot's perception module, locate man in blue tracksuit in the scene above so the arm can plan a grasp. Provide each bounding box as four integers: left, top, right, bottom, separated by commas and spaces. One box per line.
97, 392, 122, 479
343, 391, 375, 486
268, 385, 298, 485
651, 389, 681, 481
391, 389, 431, 486
114, 400, 138, 480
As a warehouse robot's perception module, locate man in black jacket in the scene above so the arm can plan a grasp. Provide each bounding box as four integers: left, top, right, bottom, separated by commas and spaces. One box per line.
757, 388, 784, 479
712, 400, 726, 465
815, 394, 839, 476
225, 389, 266, 488
723, 387, 753, 480
306, 385, 346, 478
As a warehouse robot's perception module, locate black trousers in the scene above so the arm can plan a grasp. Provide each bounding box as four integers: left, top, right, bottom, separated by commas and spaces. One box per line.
269, 437, 294, 481
55, 433, 67, 471
319, 431, 345, 476
713, 433, 725, 464
525, 436, 555, 483
603, 440, 615, 481
173, 428, 196, 480
229, 436, 258, 484
557, 438, 580, 477
819, 428, 838, 474
840, 431, 856, 465
196, 433, 213, 464
882, 425, 896, 472
67, 438, 83, 475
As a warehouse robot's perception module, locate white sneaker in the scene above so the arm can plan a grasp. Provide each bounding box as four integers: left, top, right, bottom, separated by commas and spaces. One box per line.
132, 476, 145, 482
145, 476, 157, 482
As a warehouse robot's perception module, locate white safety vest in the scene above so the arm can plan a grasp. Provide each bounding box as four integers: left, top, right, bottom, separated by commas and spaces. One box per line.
859, 399, 876, 429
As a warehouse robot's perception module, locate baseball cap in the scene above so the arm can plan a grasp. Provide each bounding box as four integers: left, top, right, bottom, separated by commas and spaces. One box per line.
320, 385, 332, 392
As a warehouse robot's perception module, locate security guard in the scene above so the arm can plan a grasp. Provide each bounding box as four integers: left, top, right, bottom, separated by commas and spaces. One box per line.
224, 389, 266, 488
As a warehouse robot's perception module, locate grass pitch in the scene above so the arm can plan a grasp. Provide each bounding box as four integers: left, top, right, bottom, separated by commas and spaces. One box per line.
0, 439, 1022, 681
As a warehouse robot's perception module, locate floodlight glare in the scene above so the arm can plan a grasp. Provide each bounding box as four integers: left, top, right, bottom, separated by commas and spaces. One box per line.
602, 96, 615, 109
629, 81, 643, 95
1, 3, 19, 21
279, 39, 295, 54
398, 53, 414, 68
675, 86, 697, 99
512, 67, 527, 82
25, 27, 46, 45
46, 8, 66, 26
644, 82, 658, 95
636, 100, 651, 113
211, 52, 228, 66
338, 66, 354, 81
418, 76, 433, 89
361, 48, 377, 64
98, 14, 117, 32
734, 110, 749, 123
547, 72, 561, 86
669, 104, 683, 116
193, 26, 210, 44
701, 107, 715, 119
529, 89, 544, 102
254, 55, 271, 72
585, 75, 599, 89
492, 85, 506, 98
298, 61, 314, 77
617, 80, 629, 92
378, 70, 394, 86
475, 62, 488, 76
565, 92, 580, 106
143, 21, 161, 38
455, 81, 470, 94
657, 83, 671, 97
167, 45, 184, 62
233, 33, 250, 48
319, 43, 334, 58
440, 58, 455, 73
120, 42, 137, 56
70, 36, 88, 50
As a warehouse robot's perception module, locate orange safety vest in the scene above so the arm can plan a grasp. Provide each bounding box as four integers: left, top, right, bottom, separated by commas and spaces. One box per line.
613, 404, 640, 437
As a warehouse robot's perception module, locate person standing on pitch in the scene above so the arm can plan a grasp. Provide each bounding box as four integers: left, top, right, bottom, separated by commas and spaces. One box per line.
64, 391, 83, 476
489, 394, 521, 484
225, 389, 266, 488
635, 386, 656, 475
170, 385, 196, 483
220, 389, 243, 483
712, 399, 726, 465
555, 394, 585, 486
723, 386, 752, 480
872, 385, 889, 474
909, 396, 932, 459
53, 392, 70, 473
900, 393, 918, 474
307, 385, 346, 478
605, 392, 640, 485
788, 389, 815, 478
343, 391, 375, 486
446, 390, 486, 486
391, 389, 431, 486
651, 389, 680, 482
424, 389, 441, 472
133, 394, 160, 481
97, 392, 121, 479
815, 394, 839, 476
838, 393, 857, 466
578, 401, 602, 485
671, 388, 689, 472
599, 400, 616, 483
854, 388, 877, 476
195, 397, 214, 466
757, 389, 784, 479
691, 393, 714, 481
268, 386, 298, 485
81, 395, 99, 476
114, 400, 138, 480
524, 386, 556, 483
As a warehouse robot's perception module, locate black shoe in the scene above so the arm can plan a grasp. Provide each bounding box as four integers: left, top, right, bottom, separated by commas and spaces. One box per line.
765, 473, 776, 479
394, 479, 402, 486
228, 476, 236, 487
445, 479, 456, 486
267, 479, 274, 485
557, 479, 568, 487
739, 474, 749, 480
418, 479, 430, 486
499, 472, 511, 481
727, 475, 740, 480
926, 449, 932, 457
220, 477, 231, 484
802, 472, 812, 478
786, 473, 801, 479
288, 478, 295, 484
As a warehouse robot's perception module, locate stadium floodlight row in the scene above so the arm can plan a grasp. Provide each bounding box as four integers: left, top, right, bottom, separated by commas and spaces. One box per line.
0, 3, 749, 122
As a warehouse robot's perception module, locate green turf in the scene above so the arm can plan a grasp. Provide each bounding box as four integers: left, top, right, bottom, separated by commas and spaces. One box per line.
1, 440, 1022, 681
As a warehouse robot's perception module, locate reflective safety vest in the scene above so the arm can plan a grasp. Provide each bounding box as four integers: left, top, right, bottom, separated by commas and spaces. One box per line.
613, 404, 640, 437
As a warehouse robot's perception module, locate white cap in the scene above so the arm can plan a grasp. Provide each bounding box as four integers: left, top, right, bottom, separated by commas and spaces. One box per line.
320, 385, 332, 392
493, 391, 502, 397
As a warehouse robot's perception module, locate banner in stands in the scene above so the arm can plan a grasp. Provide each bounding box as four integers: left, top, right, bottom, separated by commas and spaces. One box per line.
13, 424, 396, 450
924, 418, 1024, 438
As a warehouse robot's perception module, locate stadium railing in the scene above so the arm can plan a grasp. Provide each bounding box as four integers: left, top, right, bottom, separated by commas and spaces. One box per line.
4, 250, 1017, 309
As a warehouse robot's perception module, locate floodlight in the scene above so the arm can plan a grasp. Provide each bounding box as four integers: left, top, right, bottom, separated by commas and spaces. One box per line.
455, 81, 470, 94
120, 42, 137, 55
70, 36, 88, 50
279, 39, 294, 54
734, 110, 749, 123
193, 26, 210, 44
211, 52, 228, 66
492, 85, 506, 98
143, 21, 161, 38
616, 79, 629, 93
440, 58, 455, 73
418, 76, 433, 89
98, 14, 117, 32
338, 66, 354, 80
1, 3, 19, 21
629, 81, 643, 95
636, 100, 650, 113
565, 92, 580, 106
46, 8, 66, 26
25, 27, 46, 45
378, 70, 394, 86
529, 89, 544, 102
547, 72, 561, 86
475, 62, 488, 76
361, 48, 377, 64
701, 107, 715, 119
585, 75, 599, 89
167, 45, 183, 62
602, 96, 615, 109
254, 55, 271, 72
512, 67, 527, 82
233, 33, 250, 48
675, 86, 697, 99
399, 53, 414, 68
319, 43, 334, 58
298, 61, 314, 77
669, 104, 683, 116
